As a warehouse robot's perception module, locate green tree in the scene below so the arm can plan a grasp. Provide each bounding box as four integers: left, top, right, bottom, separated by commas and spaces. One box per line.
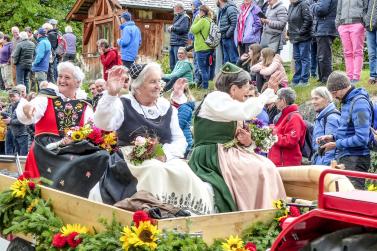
0, 0, 82, 51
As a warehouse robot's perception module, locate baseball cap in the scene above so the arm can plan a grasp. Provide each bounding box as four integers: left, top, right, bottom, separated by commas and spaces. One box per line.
48, 19, 58, 25
37, 28, 46, 36
120, 12, 132, 21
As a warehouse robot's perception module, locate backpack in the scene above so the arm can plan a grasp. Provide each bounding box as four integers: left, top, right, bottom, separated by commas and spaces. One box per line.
287, 111, 314, 160
348, 95, 377, 151
322, 109, 341, 134
200, 19, 221, 48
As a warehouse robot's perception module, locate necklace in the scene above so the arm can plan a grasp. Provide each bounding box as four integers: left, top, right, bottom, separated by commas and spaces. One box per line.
138, 101, 163, 124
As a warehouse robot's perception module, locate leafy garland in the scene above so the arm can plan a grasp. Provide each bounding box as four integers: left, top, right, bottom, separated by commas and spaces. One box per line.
0, 178, 302, 251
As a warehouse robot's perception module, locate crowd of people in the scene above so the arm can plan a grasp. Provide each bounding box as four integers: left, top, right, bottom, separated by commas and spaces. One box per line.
0, 0, 375, 214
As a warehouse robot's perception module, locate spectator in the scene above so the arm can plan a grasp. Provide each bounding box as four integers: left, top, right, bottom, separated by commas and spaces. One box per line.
189, 0, 203, 88
0, 35, 13, 89
3, 89, 29, 155
246, 85, 269, 125
12, 31, 35, 91
364, 0, 377, 85
63, 25, 77, 62
234, 0, 263, 55
32, 28, 52, 87
162, 47, 194, 92
217, 0, 239, 64
24, 27, 37, 44
311, 86, 340, 165
97, 39, 121, 80
170, 78, 195, 156
308, 0, 318, 79
92, 78, 106, 110
319, 72, 371, 189
190, 5, 213, 89
268, 87, 306, 167
0, 102, 6, 154
11, 27, 20, 46
237, 43, 262, 73
15, 84, 27, 99
89, 82, 97, 97
256, 0, 268, 15
251, 47, 288, 92
260, 0, 288, 54
118, 12, 141, 68
310, 0, 338, 85
336, 0, 366, 84
169, 2, 190, 71
288, 0, 312, 86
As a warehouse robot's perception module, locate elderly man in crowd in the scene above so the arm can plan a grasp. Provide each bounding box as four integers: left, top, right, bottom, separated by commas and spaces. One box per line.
319, 71, 372, 189
12, 31, 35, 91
169, 2, 190, 71
32, 28, 52, 87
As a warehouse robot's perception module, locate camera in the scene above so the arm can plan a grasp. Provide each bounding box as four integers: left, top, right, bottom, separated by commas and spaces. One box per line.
317, 140, 326, 156
1, 112, 10, 119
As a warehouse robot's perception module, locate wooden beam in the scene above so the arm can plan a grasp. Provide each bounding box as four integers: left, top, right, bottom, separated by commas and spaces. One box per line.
96, 0, 104, 16
71, 14, 88, 21
66, 0, 89, 21
83, 22, 94, 45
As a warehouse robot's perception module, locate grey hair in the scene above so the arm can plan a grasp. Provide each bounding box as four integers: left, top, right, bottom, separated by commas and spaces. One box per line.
327, 71, 351, 92
97, 38, 109, 48
178, 46, 187, 54
11, 26, 19, 33
65, 25, 73, 33
19, 31, 28, 40
16, 84, 26, 92
130, 62, 162, 94
174, 1, 185, 9
42, 23, 53, 31
277, 87, 296, 105
57, 61, 85, 85
311, 86, 333, 102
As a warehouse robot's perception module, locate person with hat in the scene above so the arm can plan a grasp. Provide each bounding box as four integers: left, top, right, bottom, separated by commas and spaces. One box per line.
89, 63, 214, 215
188, 62, 286, 212
45, 19, 61, 83
31, 28, 51, 87
3, 88, 29, 156
118, 12, 141, 69
318, 71, 372, 189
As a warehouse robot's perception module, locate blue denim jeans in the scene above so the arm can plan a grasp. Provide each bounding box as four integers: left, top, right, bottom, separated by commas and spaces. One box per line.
14, 134, 29, 156
5, 129, 14, 155
193, 52, 202, 84
221, 38, 239, 64
169, 46, 180, 71
16, 64, 31, 91
196, 50, 212, 89
310, 40, 318, 78
367, 30, 377, 79
292, 40, 311, 84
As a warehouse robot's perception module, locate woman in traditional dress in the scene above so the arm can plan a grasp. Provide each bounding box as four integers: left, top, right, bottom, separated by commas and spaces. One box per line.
89, 63, 214, 215
16, 61, 108, 197
189, 62, 286, 213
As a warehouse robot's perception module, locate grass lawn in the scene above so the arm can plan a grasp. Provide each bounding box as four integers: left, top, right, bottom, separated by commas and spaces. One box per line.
187, 70, 376, 105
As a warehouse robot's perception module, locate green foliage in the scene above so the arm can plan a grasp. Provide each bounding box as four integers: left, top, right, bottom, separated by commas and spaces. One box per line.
241, 221, 280, 251
0, 190, 24, 232
157, 54, 172, 75
79, 217, 123, 251
156, 231, 209, 250
0, 0, 83, 52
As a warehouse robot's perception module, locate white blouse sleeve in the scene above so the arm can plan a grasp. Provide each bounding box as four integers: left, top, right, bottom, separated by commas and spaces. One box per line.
16, 96, 48, 125
94, 92, 124, 131
84, 104, 94, 123
163, 107, 187, 161
199, 91, 266, 122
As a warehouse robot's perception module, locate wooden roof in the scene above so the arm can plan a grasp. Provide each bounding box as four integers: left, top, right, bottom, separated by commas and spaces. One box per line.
67, 0, 243, 21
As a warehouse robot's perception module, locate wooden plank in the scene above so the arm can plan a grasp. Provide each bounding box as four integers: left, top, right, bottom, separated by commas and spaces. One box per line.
283, 181, 318, 201
158, 209, 276, 244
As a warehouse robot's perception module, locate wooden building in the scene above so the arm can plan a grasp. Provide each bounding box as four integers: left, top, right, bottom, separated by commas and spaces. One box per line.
67, 0, 220, 79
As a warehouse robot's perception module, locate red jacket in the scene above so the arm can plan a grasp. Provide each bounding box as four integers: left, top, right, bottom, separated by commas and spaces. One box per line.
268, 104, 306, 167
100, 48, 121, 80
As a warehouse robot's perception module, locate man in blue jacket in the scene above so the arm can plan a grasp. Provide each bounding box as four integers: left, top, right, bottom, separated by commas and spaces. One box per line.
32, 28, 52, 87
118, 12, 141, 69
319, 71, 372, 189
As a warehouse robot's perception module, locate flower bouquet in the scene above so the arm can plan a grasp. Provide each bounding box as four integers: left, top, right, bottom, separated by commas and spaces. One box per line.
46, 122, 117, 153
127, 136, 165, 165
224, 118, 277, 153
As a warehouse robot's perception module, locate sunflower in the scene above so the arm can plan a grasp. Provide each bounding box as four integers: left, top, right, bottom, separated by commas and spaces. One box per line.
131, 221, 159, 250
71, 131, 85, 141
103, 132, 117, 146
222, 235, 245, 251
119, 226, 137, 251
10, 179, 29, 198
368, 184, 377, 192
60, 224, 88, 237
272, 199, 284, 209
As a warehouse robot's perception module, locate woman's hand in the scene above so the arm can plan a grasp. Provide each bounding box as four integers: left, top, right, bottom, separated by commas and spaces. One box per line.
236, 128, 252, 147
60, 137, 73, 146
107, 66, 129, 96
23, 102, 36, 120
240, 53, 249, 61
156, 154, 167, 162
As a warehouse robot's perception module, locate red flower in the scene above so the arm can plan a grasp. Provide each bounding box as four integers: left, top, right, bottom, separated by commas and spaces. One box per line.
278, 216, 288, 227
28, 181, 36, 191
289, 206, 301, 217
133, 210, 150, 227
17, 175, 25, 181
245, 242, 257, 251
88, 127, 104, 145
52, 233, 67, 248
66, 232, 82, 248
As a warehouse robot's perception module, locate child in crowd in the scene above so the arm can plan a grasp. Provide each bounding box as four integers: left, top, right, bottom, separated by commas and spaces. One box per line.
170, 78, 195, 157
237, 44, 262, 74
251, 47, 288, 92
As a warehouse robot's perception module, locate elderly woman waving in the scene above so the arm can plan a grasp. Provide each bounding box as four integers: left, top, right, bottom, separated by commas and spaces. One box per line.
16, 62, 108, 197
90, 63, 214, 215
